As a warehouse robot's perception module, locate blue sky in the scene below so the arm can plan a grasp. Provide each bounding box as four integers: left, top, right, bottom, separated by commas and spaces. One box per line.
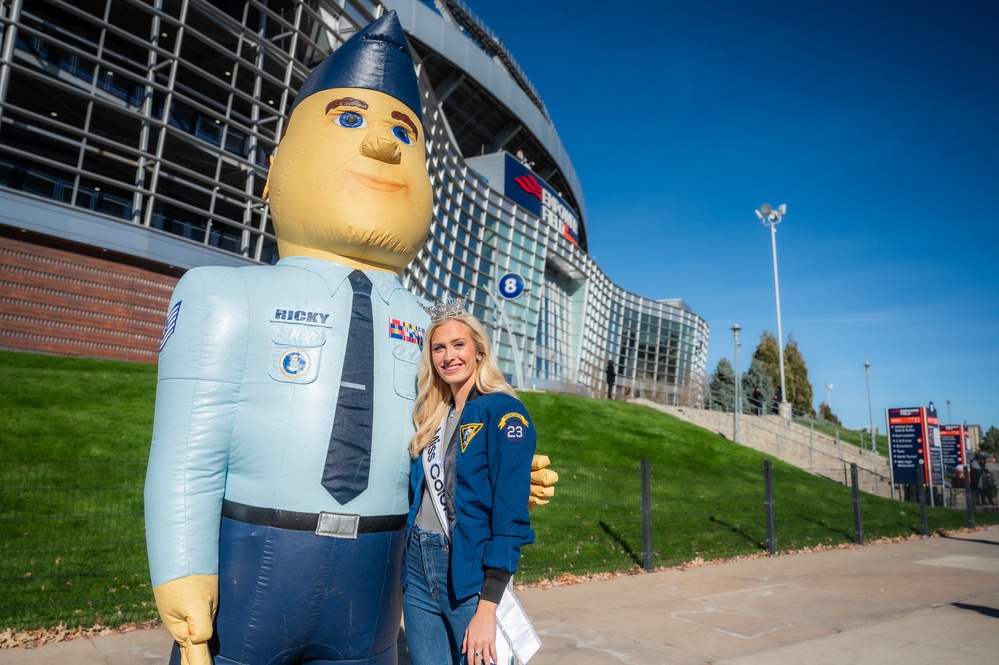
470, 1, 999, 432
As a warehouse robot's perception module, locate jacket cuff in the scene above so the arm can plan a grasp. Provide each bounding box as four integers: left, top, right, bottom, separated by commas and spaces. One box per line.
480, 567, 511, 604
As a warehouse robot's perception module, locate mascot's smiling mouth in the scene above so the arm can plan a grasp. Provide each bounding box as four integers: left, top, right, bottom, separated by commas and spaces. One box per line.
350, 171, 406, 192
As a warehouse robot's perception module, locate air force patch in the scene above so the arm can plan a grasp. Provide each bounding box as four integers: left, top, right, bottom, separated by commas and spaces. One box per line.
269, 346, 320, 384
279, 349, 310, 378
498, 412, 530, 444
459, 423, 482, 453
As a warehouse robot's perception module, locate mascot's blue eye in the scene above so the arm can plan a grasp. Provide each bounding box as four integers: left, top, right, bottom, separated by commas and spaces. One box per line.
392, 126, 413, 145
336, 112, 366, 129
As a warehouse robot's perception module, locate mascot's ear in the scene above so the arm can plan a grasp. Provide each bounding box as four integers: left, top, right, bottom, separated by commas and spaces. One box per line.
262, 154, 275, 201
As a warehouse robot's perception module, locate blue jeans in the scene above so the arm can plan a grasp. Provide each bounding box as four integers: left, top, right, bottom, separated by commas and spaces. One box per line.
403, 525, 478, 665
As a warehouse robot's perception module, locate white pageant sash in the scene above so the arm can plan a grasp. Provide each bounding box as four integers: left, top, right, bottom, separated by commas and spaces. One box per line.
496, 582, 542, 664
421, 411, 541, 664
421, 414, 449, 528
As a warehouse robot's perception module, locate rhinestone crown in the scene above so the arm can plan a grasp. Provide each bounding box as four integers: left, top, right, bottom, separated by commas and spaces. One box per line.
419, 294, 468, 323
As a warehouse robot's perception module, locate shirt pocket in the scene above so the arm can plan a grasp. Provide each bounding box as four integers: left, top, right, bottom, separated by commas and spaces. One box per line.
268, 323, 326, 384
392, 340, 421, 400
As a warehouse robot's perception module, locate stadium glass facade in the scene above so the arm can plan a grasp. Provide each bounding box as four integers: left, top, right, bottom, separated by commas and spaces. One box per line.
0, 0, 709, 404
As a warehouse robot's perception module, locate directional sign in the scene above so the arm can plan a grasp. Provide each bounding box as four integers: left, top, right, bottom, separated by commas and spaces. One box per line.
887, 407, 925, 486
939, 424, 969, 476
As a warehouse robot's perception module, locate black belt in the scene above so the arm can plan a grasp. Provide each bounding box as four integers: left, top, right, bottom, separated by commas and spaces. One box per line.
222, 500, 406, 539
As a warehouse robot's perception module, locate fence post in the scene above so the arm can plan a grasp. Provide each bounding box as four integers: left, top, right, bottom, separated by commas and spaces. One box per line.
763, 459, 776, 555
641, 457, 653, 572
850, 463, 864, 545
808, 423, 814, 469
965, 464, 976, 528
918, 483, 928, 536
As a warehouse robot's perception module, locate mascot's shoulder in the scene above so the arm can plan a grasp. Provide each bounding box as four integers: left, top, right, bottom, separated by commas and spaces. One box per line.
178, 263, 312, 289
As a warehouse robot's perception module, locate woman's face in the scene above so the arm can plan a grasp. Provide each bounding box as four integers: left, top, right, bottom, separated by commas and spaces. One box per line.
429, 320, 479, 398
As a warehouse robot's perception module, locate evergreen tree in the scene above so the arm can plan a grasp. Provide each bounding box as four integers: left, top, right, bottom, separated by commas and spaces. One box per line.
752, 331, 780, 394
982, 426, 999, 456
708, 358, 735, 412
783, 336, 814, 416
752, 331, 815, 416
752, 331, 783, 410
742, 358, 773, 416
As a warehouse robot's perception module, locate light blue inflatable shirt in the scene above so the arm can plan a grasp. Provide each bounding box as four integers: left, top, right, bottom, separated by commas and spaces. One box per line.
144, 256, 427, 587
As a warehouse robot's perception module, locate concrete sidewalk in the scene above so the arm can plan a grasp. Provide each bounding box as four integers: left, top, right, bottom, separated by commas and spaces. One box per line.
3, 527, 999, 664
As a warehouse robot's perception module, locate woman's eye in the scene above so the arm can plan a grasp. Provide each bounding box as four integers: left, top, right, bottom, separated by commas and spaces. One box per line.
392, 126, 413, 145
335, 111, 366, 129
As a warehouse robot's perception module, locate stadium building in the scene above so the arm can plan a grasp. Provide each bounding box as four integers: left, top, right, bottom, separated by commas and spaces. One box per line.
0, 0, 709, 404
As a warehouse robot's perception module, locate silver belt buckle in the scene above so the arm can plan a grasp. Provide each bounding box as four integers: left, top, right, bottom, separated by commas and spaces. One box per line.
316, 512, 360, 539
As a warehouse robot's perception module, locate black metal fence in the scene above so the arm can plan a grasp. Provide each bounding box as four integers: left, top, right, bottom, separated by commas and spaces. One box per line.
0, 461, 157, 631
2, 459, 995, 631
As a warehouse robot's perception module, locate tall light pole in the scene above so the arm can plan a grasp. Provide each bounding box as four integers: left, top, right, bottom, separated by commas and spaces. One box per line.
756, 203, 788, 419
823, 383, 834, 410
732, 324, 741, 444
864, 361, 875, 452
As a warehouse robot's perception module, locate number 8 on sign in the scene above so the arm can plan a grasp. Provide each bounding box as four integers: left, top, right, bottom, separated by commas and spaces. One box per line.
497, 273, 524, 300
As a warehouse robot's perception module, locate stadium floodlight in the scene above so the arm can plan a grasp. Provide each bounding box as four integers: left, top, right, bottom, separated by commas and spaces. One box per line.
757, 203, 788, 419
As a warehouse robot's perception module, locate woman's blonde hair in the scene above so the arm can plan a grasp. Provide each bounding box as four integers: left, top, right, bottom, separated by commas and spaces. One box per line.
409, 312, 514, 457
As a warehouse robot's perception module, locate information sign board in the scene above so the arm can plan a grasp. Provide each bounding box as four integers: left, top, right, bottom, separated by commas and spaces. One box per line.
939, 424, 968, 476
887, 407, 925, 485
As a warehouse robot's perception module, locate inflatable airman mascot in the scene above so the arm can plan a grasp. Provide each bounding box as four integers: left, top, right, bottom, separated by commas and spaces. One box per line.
144, 10, 556, 665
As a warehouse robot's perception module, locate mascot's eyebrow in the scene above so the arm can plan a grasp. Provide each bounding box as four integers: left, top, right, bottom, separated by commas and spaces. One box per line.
326, 97, 369, 114
392, 111, 419, 140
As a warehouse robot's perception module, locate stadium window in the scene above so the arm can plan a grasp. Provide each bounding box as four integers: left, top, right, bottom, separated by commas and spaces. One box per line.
225, 129, 249, 157
195, 116, 223, 146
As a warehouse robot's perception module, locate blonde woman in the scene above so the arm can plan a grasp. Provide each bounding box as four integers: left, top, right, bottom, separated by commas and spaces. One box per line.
402, 296, 536, 665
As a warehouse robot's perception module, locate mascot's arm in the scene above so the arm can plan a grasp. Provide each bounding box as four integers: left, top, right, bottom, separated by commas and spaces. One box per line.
153, 575, 218, 665
529, 454, 558, 509
144, 268, 247, 660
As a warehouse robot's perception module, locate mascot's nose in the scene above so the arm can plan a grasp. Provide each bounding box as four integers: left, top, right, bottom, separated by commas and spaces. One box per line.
359, 129, 402, 164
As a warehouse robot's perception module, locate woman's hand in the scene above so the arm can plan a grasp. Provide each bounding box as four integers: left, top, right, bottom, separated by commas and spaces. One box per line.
462, 598, 498, 664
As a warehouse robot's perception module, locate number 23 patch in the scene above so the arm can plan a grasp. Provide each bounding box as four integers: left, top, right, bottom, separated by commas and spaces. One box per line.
498, 412, 530, 444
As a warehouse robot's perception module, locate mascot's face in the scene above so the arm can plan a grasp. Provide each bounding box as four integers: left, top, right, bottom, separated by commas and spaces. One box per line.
267, 87, 433, 272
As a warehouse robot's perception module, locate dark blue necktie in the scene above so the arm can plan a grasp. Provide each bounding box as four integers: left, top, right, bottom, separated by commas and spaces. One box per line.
323, 270, 374, 504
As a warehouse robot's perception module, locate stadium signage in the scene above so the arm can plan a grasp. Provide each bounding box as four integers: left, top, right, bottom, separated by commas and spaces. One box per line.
938, 424, 969, 474
497, 272, 525, 300
887, 404, 944, 490
505, 153, 580, 245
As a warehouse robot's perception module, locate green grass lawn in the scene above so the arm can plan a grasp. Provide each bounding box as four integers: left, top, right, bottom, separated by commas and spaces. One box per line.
2, 349, 996, 630
1, 351, 157, 460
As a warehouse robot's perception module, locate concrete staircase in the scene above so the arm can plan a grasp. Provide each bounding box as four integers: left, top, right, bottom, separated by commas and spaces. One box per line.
634, 399, 894, 498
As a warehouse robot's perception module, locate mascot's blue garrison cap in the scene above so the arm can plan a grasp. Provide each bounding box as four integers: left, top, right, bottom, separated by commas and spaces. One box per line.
289, 10, 422, 121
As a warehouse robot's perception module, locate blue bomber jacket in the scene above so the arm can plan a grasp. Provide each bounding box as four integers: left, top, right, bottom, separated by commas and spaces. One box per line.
403, 390, 536, 603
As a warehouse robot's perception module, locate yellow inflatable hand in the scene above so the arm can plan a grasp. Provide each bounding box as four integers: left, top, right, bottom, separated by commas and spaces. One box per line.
529, 454, 558, 509
152, 575, 219, 665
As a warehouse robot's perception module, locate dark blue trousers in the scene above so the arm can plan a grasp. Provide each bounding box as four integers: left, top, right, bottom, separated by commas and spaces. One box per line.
170, 517, 405, 665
